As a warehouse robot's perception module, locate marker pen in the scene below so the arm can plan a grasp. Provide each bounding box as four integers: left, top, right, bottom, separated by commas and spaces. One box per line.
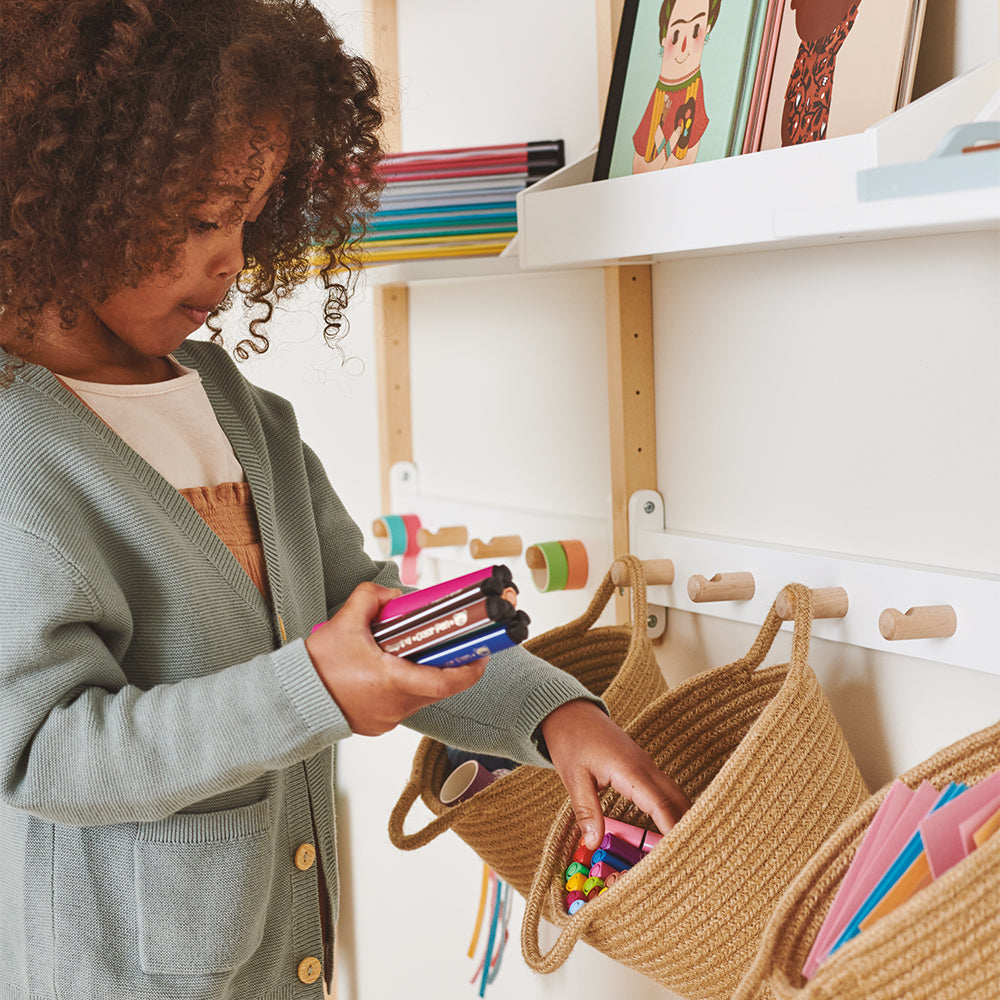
564, 861, 589, 881
588, 861, 618, 881
565, 872, 588, 893
589, 849, 631, 872
599, 833, 644, 867
583, 876, 605, 895
603, 817, 662, 852
564, 890, 585, 912
414, 615, 529, 667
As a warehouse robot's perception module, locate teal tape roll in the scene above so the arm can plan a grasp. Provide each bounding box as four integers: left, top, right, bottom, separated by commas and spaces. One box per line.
375, 514, 409, 557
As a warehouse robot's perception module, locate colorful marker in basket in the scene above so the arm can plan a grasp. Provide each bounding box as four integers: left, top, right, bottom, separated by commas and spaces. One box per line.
562, 818, 661, 914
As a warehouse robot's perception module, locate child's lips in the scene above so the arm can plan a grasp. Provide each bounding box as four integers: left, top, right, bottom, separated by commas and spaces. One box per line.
180, 302, 216, 326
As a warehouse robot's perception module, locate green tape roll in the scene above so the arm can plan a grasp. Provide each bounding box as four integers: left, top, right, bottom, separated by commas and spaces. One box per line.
529, 540, 569, 593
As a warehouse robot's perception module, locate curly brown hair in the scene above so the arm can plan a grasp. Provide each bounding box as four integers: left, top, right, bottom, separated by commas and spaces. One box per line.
1, 0, 384, 359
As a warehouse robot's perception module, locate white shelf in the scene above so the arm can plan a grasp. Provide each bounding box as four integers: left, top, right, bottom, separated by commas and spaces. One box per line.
516, 60, 1000, 269
361, 253, 522, 285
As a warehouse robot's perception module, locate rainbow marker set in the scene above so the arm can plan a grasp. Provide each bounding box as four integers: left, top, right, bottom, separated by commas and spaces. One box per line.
562, 817, 662, 914
372, 565, 530, 667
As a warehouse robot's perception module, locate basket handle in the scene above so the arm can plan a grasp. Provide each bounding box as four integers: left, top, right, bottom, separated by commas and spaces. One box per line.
735, 582, 814, 674
386, 774, 467, 850
520, 800, 600, 973
568, 553, 651, 635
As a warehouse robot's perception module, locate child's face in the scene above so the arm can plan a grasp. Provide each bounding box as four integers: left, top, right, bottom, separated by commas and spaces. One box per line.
660, 0, 711, 82
88, 119, 289, 369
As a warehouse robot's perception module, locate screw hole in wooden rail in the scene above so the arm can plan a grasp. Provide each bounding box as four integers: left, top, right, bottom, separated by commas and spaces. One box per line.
879, 604, 957, 640
415, 525, 468, 548
468, 535, 523, 559
611, 558, 675, 587
687, 571, 755, 603
776, 586, 849, 621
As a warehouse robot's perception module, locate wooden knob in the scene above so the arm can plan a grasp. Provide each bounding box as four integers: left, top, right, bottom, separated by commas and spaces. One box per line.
776, 586, 849, 621
611, 558, 675, 587
415, 525, 468, 548
687, 572, 755, 603
468, 535, 522, 559
879, 605, 957, 640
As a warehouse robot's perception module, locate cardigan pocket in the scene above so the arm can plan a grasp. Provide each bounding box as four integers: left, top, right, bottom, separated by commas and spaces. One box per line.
133, 797, 275, 976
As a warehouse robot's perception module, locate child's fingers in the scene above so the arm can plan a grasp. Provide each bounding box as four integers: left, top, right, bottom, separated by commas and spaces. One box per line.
560, 770, 607, 852
389, 655, 489, 703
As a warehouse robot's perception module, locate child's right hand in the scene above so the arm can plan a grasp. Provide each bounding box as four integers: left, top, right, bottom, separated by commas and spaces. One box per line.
305, 581, 488, 736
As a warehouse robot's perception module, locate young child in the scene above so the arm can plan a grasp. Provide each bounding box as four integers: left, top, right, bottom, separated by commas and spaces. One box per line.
0, 2, 689, 998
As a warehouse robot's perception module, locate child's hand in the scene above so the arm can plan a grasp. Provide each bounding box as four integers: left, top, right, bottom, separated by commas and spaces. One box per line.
540, 699, 691, 851
305, 582, 489, 736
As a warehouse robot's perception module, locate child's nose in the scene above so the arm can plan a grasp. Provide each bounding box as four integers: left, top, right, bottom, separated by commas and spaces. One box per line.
212, 233, 245, 280
681, 34, 687, 53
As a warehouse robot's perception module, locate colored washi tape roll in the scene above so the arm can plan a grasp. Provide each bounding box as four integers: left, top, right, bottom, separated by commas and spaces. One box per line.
559, 539, 589, 590
525, 540, 589, 592
372, 513, 422, 585
526, 541, 569, 593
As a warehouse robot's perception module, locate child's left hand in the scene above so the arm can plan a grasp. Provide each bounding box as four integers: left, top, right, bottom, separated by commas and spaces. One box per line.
540, 699, 690, 851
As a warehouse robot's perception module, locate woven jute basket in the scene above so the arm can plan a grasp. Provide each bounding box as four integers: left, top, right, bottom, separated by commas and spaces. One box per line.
521, 584, 869, 1000
386, 555, 668, 899
734, 718, 1000, 1000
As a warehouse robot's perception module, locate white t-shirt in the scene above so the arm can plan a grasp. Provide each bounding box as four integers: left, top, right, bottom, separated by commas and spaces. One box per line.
59, 358, 244, 490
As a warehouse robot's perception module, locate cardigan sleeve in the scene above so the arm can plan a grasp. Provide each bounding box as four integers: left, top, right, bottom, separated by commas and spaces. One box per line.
300, 444, 606, 767
0, 521, 352, 827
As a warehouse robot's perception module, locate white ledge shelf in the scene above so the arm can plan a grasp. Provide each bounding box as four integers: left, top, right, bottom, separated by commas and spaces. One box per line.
516, 59, 1000, 269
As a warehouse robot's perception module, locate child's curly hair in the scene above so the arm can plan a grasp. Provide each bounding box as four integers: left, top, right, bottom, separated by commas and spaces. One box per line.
1, 0, 384, 359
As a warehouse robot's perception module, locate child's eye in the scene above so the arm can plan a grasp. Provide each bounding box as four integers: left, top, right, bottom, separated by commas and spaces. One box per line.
671, 29, 680, 44
190, 219, 220, 235
693, 23, 701, 38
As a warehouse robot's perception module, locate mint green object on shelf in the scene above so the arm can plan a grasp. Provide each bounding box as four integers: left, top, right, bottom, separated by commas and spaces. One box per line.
857, 121, 1000, 200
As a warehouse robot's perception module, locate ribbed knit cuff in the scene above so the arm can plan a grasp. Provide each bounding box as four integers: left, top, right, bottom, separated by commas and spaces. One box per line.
270, 638, 353, 743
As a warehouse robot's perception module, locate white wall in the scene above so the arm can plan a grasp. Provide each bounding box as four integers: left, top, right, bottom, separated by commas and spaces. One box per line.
222, 2, 1000, 999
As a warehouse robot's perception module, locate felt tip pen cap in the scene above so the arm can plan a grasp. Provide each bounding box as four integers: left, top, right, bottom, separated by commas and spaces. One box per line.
564, 861, 589, 880
568, 899, 587, 915
573, 845, 594, 866
590, 849, 631, 872
588, 861, 617, 881
604, 870, 619, 887
599, 832, 644, 866
565, 873, 588, 893
583, 876, 605, 894
563, 890, 585, 911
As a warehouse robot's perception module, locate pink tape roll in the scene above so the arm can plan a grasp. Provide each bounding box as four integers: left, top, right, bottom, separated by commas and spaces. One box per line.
439, 760, 496, 805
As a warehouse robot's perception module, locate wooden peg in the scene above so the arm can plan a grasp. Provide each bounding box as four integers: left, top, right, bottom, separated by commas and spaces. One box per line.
415, 525, 468, 548
776, 586, 849, 621
687, 572, 755, 603
611, 558, 675, 587
468, 535, 523, 559
879, 605, 957, 641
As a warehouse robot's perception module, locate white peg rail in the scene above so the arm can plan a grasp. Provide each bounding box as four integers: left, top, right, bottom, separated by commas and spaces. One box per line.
629, 490, 1000, 678
386, 462, 614, 628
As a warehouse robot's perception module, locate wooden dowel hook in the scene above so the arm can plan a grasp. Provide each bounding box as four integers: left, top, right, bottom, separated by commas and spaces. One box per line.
468, 535, 522, 559
687, 571, 755, 603
415, 525, 468, 548
611, 558, 675, 587
776, 586, 849, 621
879, 604, 957, 641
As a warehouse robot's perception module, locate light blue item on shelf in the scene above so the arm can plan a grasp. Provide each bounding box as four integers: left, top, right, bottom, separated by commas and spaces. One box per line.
857, 121, 1000, 201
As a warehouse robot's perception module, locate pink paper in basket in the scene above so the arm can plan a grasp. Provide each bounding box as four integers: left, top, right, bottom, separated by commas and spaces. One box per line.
920, 767, 1000, 878
802, 779, 916, 979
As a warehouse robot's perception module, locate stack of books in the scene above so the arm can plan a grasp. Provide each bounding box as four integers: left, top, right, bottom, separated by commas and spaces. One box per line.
361, 140, 564, 265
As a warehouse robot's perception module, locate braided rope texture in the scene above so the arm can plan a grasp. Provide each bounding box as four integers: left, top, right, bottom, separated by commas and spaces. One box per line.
735, 718, 1000, 1000
387, 555, 668, 899
522, 584, 870, 1000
